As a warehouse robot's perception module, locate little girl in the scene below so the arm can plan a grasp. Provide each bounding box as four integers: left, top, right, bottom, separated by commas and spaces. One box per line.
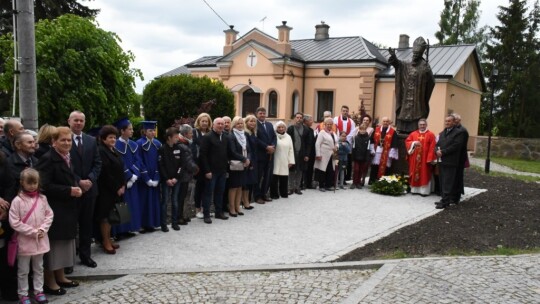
9, 168, 53, 304
337, 131, 351, 189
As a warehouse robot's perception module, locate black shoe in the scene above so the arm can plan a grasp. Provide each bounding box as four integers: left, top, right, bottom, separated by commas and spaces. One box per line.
64, 266, 73, 274
229, 213, 238, 217
295, 189, 303, 195
178, 218, 187, 225
288, 190, 294, 195
237, 211, 244, 216
243, 205, 254, 210
263, 196, 273, 202
161, 225, 169, 232
141, 226, 155, 233
185, 217, 191, 222
57, 280, 79, 288
80, 257, 97, 268
204, 217, 212, 224
271, 196, 279, 200
43, 285, 66, 296
215, 213, 229, 220
172, 224, 180, 231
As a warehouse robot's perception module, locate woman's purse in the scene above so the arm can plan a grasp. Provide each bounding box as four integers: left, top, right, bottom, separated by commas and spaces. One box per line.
229, 160, 244, 171
8, 195, 39, 267
229, 148, 247, 171
108, 201, 131, 225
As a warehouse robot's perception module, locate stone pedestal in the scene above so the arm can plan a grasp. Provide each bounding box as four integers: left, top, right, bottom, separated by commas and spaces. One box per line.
390, 133, 410, 177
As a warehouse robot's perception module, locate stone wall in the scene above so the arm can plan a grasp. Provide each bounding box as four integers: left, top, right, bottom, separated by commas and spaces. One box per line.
472, 136, 540, 160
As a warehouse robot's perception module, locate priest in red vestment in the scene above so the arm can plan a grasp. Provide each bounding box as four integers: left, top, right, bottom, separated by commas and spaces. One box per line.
368, 117, 399, 184
405, 119, 436, 196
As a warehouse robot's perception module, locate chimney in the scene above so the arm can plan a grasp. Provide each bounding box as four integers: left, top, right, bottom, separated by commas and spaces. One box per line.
398, 34, 410, 48
315, 22, 330, 41
276, 21, 293, 56
223, 25, 239, 55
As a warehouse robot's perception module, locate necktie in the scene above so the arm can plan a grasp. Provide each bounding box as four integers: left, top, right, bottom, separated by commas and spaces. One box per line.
25, 158, 32, 167
76, 136, 83, 155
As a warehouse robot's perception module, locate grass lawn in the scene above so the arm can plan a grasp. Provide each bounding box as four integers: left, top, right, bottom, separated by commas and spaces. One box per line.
471, 166, 540, 183
491, 156, 540, 174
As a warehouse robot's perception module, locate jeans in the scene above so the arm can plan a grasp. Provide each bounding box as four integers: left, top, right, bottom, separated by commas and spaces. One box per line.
161, 182, 180, 225
203, 172, 227, 218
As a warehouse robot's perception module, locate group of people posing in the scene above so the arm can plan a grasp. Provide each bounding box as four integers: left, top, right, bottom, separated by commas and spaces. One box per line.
0, 106, 468, 303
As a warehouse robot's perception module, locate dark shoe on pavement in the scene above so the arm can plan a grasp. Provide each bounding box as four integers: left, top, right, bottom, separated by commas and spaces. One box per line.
161, 225, 169, 232
80, 257, 97, 268
287, 190, 294, 195
204, 217, 212, 224
178, 218, 187, 225
64, 266, 73, 274
295, 189, 303, 195
215, 213, 229, 220
263, 196, 273, 202
57, 280, 79, 288
172, 224, 180, 231
255, 198, 266, 204
43, 286, 66, 296
319, 188, 326, 192
229, 213, 238, 217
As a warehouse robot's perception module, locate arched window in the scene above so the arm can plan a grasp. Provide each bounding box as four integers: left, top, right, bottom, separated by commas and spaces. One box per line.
268, 91, 278, 118
291, 92, 299, 116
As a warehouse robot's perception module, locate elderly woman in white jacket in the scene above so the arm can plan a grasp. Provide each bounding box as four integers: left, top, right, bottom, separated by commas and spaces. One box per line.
314, 117, 339, 192
270, 121, 295, 199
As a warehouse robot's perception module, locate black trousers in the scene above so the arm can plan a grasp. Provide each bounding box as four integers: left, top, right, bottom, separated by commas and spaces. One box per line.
439, 164, 460, 204
317, 158, 335, 189
177, 182, 189, 219
345, 154, 352, 181
77, 192, 96, 260
270, 175, 289, 198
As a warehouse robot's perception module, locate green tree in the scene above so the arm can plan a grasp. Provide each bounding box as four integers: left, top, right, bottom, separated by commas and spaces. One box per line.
485, 0, 540, 138
142, 75, 235, 139
435, 0, 487, 45
0, 0, 99, 35
0, 14, 142, 127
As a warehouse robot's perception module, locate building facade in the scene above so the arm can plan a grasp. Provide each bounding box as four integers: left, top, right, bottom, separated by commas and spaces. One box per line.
160, 22, 485, 138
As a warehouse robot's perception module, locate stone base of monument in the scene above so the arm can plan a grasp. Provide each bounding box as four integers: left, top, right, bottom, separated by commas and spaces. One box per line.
390, 133, 410, 177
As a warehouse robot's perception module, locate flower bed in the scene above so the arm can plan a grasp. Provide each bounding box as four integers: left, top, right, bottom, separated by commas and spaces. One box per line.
370, 174, 408, 196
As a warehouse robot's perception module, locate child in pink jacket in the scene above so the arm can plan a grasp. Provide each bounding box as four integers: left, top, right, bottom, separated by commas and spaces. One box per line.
9, 168, 53, 304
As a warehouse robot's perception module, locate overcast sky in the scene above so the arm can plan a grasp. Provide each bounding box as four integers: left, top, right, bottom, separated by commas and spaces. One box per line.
84, 0, 524, 93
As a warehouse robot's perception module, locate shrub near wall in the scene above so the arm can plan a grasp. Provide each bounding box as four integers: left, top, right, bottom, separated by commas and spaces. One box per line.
473, 136, 540, 160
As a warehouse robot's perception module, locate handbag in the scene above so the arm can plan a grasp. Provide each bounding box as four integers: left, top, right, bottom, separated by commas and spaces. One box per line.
8, 195, 39, 267
108, 201, 131, 225
229, 160, 244, 171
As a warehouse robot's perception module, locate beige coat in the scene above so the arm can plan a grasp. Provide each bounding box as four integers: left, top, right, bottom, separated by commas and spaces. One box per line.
273, 132, 295, 176
314, 130, 338, 172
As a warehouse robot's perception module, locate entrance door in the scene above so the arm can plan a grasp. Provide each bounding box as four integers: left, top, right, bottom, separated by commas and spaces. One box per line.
242, 89, 260, 116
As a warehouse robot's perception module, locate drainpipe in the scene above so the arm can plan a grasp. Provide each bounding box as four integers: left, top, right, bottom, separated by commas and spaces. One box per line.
301, 62, 306, 113
372, 74, 379, 120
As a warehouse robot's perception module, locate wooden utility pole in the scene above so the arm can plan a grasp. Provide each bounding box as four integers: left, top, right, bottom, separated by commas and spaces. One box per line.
16, 0, 38, 130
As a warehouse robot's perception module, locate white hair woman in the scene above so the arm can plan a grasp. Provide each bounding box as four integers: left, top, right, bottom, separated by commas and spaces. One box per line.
270, 121, 295, 199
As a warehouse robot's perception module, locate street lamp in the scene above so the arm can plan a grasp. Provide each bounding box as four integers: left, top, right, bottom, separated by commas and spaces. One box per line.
485, 68, 498, 173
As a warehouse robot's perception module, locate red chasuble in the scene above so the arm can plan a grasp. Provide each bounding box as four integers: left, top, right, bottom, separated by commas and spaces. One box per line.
373, 126, 396, 178
405, 130, 436, 187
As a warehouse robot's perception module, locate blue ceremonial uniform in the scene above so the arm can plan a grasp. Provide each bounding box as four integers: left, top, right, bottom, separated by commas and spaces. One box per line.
137, 136, 162, 229
113, 138, 143, 234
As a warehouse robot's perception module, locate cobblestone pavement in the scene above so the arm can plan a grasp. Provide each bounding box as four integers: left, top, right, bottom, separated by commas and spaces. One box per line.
53, 268, 375, 304
359, 255, 540, 304
45, 255, 540, 303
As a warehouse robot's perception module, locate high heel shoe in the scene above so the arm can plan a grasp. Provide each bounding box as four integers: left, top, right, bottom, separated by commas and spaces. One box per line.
229, 213, 238, 217
243, 205, 254, 210
237, 211, 244, 216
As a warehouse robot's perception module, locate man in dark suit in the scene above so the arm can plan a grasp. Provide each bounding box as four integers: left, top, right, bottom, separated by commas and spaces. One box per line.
68, 111, 102, 268
435, 115, 467, 209
302, 114, 316, 189
254, 107, 277, 204
287, 112, 312, 195
452, 113, 469, 203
